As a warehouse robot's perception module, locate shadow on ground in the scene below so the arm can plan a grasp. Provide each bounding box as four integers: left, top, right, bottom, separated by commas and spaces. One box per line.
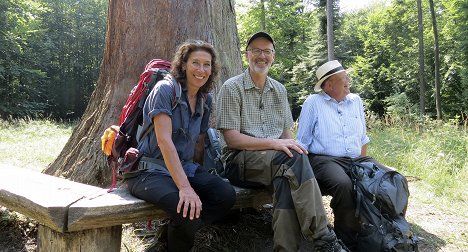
0, 207, 38, 252
410, 222, 446, 252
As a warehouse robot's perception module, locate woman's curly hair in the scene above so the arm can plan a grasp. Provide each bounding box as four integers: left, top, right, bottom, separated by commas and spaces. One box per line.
171, 40, 220, 94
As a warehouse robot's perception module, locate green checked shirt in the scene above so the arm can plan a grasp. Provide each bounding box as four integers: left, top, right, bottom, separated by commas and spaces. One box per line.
216, 69, 294, 158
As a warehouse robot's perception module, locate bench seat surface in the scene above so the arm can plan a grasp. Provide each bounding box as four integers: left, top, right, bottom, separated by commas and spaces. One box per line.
0, 167, 271, 232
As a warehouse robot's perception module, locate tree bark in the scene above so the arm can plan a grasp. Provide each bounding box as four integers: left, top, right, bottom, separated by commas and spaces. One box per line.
417, 0, 426, 117
429, 0, 442, 120
44, 0, 243, 187
326, 0, 335, 61
260, 0, 266, 30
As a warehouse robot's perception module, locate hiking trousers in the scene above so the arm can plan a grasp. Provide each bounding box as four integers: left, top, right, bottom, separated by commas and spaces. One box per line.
225, 150, 330, 252
126, 168, 236, 252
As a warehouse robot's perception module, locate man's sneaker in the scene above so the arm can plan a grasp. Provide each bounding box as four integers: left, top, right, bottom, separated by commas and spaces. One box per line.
314, 230, 349, 252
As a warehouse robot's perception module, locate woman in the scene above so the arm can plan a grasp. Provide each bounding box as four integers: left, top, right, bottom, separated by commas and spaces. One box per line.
126, 40, 236, 251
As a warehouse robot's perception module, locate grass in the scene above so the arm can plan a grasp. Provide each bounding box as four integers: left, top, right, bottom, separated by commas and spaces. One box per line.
367, 118, 468, 202
0, 118, 75, 172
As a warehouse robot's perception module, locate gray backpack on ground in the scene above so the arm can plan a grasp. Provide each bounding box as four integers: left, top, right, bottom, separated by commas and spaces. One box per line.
348, 162, 419, 252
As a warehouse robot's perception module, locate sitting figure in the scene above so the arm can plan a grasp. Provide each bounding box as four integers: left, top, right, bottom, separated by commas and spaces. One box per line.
126, 40, 236, 251
217, 32, 347, 252
296, 60, 400, 251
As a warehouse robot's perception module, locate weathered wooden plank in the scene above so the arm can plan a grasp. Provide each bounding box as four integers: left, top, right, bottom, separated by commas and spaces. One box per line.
67, 187, 165, 232
1, 167, 272, 233
67, 185, 272, 231
0, 167, 103, 232
233, 186, 271, 209
37, 224, 121, 252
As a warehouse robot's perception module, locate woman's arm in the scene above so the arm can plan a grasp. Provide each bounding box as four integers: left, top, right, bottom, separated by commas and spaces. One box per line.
153, 113, 202, 220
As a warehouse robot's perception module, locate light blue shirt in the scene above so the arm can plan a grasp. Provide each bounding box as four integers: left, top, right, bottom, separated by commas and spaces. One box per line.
296, 92, 370, 158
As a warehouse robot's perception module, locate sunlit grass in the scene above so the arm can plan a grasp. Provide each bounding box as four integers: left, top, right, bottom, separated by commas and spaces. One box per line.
0, 118, 75, 172
368, 120, 468, 202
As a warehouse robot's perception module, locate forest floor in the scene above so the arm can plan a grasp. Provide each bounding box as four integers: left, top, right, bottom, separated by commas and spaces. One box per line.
0, 174, 466, 252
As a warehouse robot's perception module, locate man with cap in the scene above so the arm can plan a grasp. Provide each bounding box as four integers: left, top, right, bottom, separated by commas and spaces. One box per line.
217, 33, 348, 252
296, 60, 392, 250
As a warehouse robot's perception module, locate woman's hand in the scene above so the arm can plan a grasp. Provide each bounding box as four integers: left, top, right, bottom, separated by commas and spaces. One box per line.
177, 186, 202, 220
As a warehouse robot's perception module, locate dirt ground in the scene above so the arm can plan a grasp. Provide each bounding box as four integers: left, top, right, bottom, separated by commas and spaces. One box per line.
1, 179, 467, 252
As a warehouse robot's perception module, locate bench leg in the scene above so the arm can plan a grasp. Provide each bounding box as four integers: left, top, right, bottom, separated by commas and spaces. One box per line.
37, 224, 122, 252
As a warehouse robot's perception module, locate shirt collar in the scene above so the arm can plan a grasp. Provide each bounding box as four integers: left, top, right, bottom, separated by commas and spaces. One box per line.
320, 91, 352, 104
243, 69, 273, 91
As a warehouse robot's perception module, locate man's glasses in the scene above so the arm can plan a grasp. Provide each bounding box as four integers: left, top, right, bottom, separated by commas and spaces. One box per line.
247, 48, 275, 56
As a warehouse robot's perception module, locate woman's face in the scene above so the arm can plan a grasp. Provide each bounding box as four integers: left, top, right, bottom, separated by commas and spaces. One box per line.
183, 50, 212, 90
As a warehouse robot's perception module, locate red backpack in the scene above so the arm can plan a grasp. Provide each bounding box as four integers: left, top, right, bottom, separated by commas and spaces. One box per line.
101, 59, 180, 190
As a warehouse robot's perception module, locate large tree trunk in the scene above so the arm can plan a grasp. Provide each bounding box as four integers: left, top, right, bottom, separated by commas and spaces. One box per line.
44, 0, 243, 187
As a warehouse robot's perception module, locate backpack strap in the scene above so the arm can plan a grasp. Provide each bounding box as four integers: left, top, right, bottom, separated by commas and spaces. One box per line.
137, 75, 181, 143
166, 75, 182, 110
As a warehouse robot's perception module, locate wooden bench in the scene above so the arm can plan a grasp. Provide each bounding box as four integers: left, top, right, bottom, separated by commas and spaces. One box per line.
0, 167, 271, 252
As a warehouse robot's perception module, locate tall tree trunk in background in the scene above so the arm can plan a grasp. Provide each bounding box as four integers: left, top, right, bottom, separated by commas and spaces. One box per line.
44, 0, 243, 187
417, 0, 426, 117
260, 0, 266, 30
429, 0, 442, 119
326, 0, 335, 60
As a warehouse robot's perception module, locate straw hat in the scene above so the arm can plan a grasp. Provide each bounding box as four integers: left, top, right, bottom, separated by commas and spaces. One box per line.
314, 60, 349, 92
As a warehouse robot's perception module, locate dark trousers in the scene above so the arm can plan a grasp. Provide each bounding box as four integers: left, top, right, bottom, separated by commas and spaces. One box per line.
126, 169, 236, 252
308, 154, 389, 250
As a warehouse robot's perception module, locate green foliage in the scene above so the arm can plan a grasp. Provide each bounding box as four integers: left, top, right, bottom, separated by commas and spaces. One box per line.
0, 0, 50, 118
368, 118, 467, 201
437, 0, 468, 117
236, 0, 315, 118
237, 0, 313, 69
0, 0, 106, 120
338, 0, 467, 119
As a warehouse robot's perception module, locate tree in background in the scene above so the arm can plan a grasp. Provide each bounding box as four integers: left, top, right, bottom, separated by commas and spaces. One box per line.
38, 0, 107, 119
0, 0, 49, 118
326, 0, 335, 60
290, 0, 341, 117
1, 0, 466, 121
438, 0, 468, 119
340, 0, 467, 119
417, 0, 426, 117
340, 0, 426, 117
44, 0, 242, 186
429, 0, 442, 119
0, 0, 106, 119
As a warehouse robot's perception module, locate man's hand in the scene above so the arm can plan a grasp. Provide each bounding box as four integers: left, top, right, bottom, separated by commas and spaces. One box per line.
274, 139, 308, 157
177, 186, 202, 220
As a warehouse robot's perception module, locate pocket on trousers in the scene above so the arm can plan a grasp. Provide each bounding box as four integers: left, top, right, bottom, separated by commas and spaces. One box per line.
225, 151, 264, 188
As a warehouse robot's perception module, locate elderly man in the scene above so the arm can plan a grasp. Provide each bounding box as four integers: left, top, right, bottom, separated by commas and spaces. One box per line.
217, 33, 347, 252
296, 60, 391, 251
